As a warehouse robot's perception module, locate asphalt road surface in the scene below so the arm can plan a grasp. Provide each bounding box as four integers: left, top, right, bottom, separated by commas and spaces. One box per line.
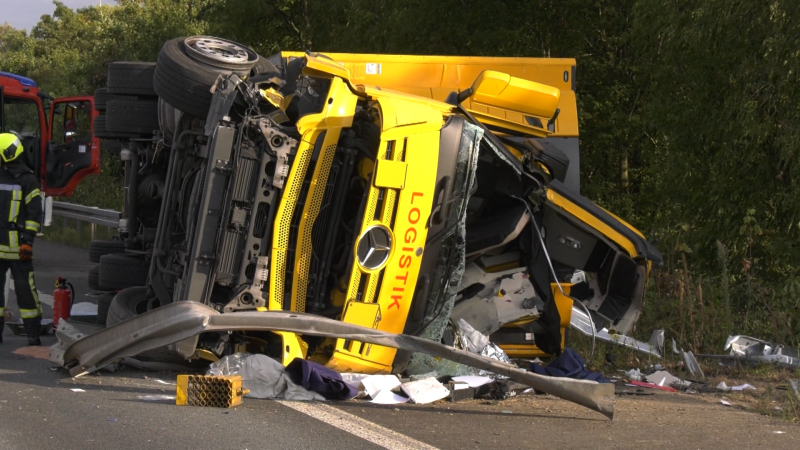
0, 240, 798, 449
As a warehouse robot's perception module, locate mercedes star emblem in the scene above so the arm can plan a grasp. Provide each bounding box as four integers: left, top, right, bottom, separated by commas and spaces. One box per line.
356, 225, 393, 271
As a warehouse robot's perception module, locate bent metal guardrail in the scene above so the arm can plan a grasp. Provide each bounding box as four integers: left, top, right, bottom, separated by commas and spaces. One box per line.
52, 201, 121, 227
50, 200, 121, 240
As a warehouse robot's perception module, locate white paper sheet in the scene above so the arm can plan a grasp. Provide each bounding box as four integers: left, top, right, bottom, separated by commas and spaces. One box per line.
370, 389, 408, 404
401, 377, 450, 404
451, 375, 494, 388
70, 302, 98, 316
361, 375, 401, 399
730, 383, 757, 391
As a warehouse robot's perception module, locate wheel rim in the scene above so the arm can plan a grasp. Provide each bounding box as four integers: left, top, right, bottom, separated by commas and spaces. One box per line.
184, 36, 255, 67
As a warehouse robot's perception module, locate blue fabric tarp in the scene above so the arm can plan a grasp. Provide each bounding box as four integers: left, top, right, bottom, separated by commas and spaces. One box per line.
285, 357, 359, 400
530, 348, 610, 383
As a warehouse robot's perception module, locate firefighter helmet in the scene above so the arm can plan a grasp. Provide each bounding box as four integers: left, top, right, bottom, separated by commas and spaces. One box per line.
0, 133, 24, 163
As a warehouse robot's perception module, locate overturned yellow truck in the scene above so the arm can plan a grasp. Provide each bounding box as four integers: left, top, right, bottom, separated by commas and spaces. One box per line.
63, 37, 661, 386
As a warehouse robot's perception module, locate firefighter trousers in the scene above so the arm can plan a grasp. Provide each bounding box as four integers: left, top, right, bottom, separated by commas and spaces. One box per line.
0, 259, 41, 321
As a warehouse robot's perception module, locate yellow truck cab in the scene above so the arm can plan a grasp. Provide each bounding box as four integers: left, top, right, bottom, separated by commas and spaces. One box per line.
264, 52, 660, 368
64, 37, 661, 378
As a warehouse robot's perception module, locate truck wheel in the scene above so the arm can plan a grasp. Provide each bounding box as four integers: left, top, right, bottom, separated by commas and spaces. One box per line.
154, 36, 257, 117
106, 62, 157, 96
93, 116, 139, 140
106, 99, 160, 135
89, 239, 125, 263
94, 88, 136, 111
98, 253, 149, 290
88, 266, 103, 291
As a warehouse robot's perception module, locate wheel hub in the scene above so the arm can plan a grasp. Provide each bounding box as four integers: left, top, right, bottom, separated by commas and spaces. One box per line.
184, 36, 254, 66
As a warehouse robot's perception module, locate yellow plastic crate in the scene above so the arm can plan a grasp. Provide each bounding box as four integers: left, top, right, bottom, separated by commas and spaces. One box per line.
176, 375, 249, 408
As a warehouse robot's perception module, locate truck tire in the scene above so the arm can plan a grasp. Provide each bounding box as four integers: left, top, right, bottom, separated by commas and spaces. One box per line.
157, 98, 178, 143
88, 265, 103, 291
106, 62, 157, 96
98, 253, 149, 290
154, 36, 257, 117
106, 99, 160, 135
94, 88, 136, 111
96, 292, 114, 325
106, 287, 186, 362
89, 239, 125, 263
106, 286, 149, 325
93, 116, 139, 140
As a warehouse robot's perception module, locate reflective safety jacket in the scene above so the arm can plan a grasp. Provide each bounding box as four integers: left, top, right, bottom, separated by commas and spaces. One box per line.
0, 161, 42, 259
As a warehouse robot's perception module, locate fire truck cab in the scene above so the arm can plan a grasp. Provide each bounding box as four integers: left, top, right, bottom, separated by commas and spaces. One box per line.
0, 71, 99, 197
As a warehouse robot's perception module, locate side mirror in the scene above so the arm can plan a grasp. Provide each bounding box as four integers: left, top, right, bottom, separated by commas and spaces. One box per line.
458, 70, 561, 121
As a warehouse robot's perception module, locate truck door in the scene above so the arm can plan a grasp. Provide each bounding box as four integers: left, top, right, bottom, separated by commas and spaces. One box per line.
45, 96, 100, 196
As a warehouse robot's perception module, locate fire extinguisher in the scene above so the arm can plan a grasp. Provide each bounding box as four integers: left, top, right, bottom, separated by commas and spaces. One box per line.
53, 277, 74, 330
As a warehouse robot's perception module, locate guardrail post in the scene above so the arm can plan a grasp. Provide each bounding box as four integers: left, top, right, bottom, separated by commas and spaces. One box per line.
91, 223, 96, 240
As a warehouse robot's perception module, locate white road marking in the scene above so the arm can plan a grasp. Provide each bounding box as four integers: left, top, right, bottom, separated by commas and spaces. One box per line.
276, 400, 439, 450
38, 292, 54, 307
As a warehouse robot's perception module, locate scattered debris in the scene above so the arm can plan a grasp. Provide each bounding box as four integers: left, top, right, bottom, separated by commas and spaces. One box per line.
720, 400, 732, 406
681, 350, 705, 379
628, 381, 677, 392
531, 348, 610, 382
285, 358, 358, 400
697, 335, 799, 369
61, 302, 617, 419
571, 306, 664, 357
371, 390, 409, 404
645, 371, 688, 387
401, 377, 451, 404
210, 354, 322, 401
70, 302, 98, 316
730, 383, 756, 391
624, 368, 645, 382
138, 394, 176, 401
360, 375, 402, 399
70, 388, 86, 392
615, 386, 655, 396
451, 375, 494, 388
453, 318, 490, 354
774, 431, 786, 434
447, 381, 475, 402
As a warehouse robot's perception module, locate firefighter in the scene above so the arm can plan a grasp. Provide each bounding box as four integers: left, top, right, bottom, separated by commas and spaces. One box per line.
0, 133, 43, 345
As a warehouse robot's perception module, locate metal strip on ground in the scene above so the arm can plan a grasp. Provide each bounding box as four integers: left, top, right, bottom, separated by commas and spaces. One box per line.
275, 400, 439, 450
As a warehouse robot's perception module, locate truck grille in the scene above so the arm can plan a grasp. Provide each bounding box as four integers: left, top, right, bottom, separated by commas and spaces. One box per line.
344, 141, 404, 308
269, 138, 314, 310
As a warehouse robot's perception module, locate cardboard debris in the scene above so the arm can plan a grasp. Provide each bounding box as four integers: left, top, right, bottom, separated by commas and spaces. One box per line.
400, 377, 450, 404
645, 370, 689, 387
451, 375, 494, 388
